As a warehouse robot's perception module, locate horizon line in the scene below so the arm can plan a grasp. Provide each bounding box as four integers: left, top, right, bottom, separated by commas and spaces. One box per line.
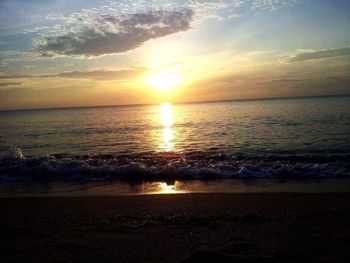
1, 94, 349, 113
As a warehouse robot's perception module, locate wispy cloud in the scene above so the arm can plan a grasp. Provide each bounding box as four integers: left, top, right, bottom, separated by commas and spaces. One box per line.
0, 75, 28, 79
34, 9, 193, 57
0, 68, 145, 81
53, 68, 146, 80
0, 82, 22, 87
266, 78, 309, 84
251, 0, 302, 11
288, 47, 350, 62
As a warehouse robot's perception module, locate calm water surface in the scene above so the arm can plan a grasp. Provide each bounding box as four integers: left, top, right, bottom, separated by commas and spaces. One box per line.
1, 96, 349, 156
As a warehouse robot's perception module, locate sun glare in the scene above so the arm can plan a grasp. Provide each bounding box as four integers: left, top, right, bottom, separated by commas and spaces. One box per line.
154, 181, 186, 194
146, 69, 183, 91
158, 103, 175, 152
160, 103, 173, 127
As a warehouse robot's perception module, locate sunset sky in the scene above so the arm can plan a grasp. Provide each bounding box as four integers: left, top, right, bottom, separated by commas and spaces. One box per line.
0, 0, 349, 110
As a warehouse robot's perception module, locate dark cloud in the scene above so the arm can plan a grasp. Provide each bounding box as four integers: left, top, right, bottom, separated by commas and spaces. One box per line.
54, 68, 145, 80
0, 82, 22, 87
325, 76, 350, 82
0, 68, 145, 81
288, 47, 350, 62
0, 75, 28, 79
270, 78, 308, 83
35, 9, 193, 57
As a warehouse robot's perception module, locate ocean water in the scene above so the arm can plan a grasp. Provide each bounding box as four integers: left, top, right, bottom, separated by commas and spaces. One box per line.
1, 96, 350, 181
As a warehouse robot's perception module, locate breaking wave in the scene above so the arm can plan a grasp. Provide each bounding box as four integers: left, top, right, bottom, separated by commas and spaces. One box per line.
0, 148, 349, 182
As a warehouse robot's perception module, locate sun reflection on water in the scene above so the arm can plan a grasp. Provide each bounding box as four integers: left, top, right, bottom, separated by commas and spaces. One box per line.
160, 102, 173, 127
147, 181, 186, 194
158, 103, 175, 152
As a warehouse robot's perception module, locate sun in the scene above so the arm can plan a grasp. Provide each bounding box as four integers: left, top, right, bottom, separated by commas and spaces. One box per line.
146, 69, 183, 91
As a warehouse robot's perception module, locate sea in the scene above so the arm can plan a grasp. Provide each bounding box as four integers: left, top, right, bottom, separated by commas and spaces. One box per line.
0, 96, 350, 195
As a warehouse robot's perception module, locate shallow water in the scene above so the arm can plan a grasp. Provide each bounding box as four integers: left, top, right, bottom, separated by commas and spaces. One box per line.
0, 96, 350, 181
0, 179, 349, 197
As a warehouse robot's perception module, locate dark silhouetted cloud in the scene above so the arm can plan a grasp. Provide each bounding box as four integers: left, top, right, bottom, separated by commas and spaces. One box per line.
54, 68, 145, 80
0, 68, 145, 81
0, 82, 22, 87
325, 76, 350, 82
0, 75, 28, 79
288, 47, 350, 62
268, 78, 309, 84
35, 9, 193, 57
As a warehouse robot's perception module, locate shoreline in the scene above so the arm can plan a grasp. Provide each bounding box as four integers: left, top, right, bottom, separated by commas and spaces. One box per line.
1, 193, 350, 262
1, 178, 349, 197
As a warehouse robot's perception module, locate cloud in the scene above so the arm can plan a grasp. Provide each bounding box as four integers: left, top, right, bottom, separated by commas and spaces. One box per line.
0, 82, 22, 87
53, 68, 145, 80
32, 1, 301, 58
325, 76, 350, 82
34, 9, 193, 57
268, 78, 309, 84
251, 0, 302, 11
288, 47, 350, 62
0, 68, 145, 81
0, 75, 28, 79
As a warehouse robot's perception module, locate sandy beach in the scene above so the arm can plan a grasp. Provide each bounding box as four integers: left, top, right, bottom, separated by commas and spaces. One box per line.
1, 193, 350, 263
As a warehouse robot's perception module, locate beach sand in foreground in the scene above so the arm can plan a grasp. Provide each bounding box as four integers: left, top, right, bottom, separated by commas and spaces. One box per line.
1, 193, 350, 263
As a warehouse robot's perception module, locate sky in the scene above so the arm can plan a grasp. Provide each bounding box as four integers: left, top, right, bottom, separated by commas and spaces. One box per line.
0, 0, 349, 110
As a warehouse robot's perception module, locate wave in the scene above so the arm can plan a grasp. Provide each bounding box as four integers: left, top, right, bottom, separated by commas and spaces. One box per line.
0, 147, 349, 181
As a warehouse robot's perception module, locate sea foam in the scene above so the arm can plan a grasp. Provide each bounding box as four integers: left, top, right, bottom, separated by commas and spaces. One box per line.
0, 148, 349, 182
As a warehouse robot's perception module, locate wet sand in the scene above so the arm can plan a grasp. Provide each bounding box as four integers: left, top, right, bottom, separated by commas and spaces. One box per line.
1, 193, 350, 262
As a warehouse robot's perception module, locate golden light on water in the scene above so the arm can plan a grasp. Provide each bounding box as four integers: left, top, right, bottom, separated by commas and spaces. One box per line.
162, 127, 173, 145
160, 103, 173, 127
158, 182, 178, 194
146, 69, 183, 91
158, 103, 175, 152
150, 181, 186, 194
